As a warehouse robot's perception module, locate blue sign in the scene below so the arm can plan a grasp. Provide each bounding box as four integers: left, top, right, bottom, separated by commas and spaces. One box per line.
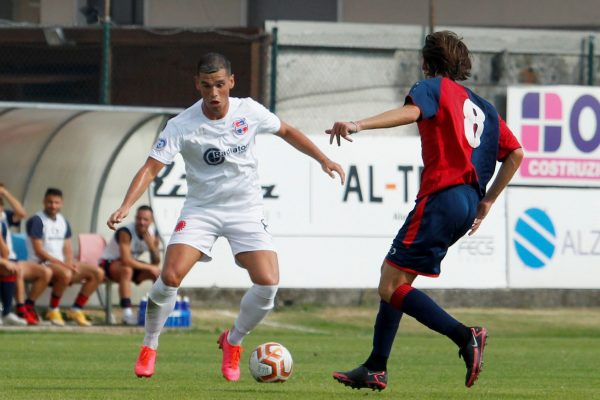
514, 208, 557, 268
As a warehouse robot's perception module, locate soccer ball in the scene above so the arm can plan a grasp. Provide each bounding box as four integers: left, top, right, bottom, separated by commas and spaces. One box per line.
248, 342, 293, 382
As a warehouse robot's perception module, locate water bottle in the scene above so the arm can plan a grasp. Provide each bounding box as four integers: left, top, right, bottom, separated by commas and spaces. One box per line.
182, 296, 191, 327
173, 295, 182, 327
138, 296, 148, 326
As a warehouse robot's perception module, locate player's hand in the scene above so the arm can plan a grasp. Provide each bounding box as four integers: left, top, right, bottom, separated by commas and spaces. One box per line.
148, 266, 161, 280
63, 261, 78, 272
468, 199, 493, 236
2, 260, 18, 274
325, 121, 357, 146
143, 230, 153, 245
107, 208, 129, 230
321, 159, 346, 185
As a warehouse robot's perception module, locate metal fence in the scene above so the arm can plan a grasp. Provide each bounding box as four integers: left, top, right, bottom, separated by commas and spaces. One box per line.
266, 22, 598, 133
0, 26, 269, 107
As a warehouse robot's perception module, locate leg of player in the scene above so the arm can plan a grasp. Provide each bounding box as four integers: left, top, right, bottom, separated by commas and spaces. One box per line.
380, 263, 487, 388
135, 244, 200, 378
108, 261, 137, 325
45, 263, 72, 326
0, 269, 27, 326
333, 261, 414, 391
127, 267, 160, 326
66, 263, 105, 327
16, 261, 52, 325
217, 250, 279, 382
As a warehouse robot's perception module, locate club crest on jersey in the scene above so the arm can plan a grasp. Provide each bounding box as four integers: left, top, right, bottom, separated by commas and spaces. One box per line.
232, 118, 249, 135
154, 138, 167, 150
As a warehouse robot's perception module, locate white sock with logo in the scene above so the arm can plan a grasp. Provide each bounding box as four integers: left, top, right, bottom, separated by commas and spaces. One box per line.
143, 277, 178, 349
228, 284, 278, 345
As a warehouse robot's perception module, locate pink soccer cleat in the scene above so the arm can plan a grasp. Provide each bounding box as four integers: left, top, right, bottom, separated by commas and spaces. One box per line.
217, 330, 243, 381
134, 346, 157, 378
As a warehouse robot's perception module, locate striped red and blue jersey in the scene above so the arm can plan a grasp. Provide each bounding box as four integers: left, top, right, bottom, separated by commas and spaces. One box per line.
406, 77, 521, 199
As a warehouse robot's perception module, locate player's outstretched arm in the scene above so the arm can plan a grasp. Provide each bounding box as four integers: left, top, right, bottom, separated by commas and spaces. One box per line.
325, 104, 421, 146
469, 148, 524, 235
276, 121, 345, 185
0, 184, 27, 221
107, 157, 165, 230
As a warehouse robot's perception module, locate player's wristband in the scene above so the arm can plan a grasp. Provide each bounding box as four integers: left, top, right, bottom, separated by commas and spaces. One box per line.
350, 121, 361, 134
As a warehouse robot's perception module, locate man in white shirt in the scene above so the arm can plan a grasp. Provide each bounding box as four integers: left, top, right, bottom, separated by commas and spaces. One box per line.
0, 184, 51, 326
100, 205, 160, 325
108, 53, 345, 381
27, 188, 105, 326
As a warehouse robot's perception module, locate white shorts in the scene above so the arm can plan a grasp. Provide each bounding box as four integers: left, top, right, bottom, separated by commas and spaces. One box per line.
168, 204, 275, 263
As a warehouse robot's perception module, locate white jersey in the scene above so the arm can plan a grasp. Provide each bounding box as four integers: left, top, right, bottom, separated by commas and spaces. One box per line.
101, 222, 156, 261
149, 97, 281, 208
26, 211, 71, 263
1, 220, 16, 260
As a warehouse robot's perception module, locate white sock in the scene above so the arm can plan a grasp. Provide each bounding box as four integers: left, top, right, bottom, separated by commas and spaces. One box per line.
228, 284, 278, 345
123, 307, 133, 317
143, 277, 178, 349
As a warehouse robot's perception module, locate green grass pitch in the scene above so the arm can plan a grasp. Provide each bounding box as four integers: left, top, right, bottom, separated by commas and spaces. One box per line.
1, 307, 599, 399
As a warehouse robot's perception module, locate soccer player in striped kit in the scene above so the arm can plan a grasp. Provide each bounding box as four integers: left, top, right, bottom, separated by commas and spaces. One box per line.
327, 31, 523, 390
108, 53, 345, 381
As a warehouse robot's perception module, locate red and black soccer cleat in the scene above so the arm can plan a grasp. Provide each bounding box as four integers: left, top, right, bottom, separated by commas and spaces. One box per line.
333, 365, 388, 391
459, 326, 488, 388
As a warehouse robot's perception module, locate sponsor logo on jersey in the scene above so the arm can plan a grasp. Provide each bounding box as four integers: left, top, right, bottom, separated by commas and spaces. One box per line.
203, 144, 249, 165
232, 118, 249, 135
154, 138, 167, 150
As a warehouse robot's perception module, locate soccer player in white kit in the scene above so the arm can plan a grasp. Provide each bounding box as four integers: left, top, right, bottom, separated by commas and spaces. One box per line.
107, 53, 345, 381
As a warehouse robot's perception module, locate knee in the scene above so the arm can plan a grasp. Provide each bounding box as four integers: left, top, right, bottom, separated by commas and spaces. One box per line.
378, 282, 394, 303
250, 266, 279, 286
42, 267, 52, 283
56, 269, 72, 285
160, 270, 182, 288
255, 275, 278, 286
95, 267, 105, 282
121, 266, 133, 280
15, 263, 24, 278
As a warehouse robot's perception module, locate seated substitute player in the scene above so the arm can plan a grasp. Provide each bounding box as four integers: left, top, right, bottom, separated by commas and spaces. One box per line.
327, 31, 523, 390
107, 52, 345, 381
0, 184, 52, 325
100, 205, 161, 325
27, 188, 105, 327
0, 225, 26, 325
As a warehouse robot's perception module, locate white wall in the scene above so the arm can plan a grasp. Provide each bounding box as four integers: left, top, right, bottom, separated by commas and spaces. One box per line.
148, 84, 600, 289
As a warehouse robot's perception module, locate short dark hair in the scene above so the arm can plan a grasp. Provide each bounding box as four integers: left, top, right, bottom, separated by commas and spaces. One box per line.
422, 31, 471, 81
137, 205, 153, 214
45, 187, 63, 198
197, 52, 231, 75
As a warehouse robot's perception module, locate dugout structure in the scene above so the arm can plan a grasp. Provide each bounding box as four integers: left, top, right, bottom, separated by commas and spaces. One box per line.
0, 103, 177, 240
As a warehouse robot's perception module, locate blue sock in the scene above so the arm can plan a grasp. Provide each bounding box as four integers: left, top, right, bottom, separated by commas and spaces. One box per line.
391, 284, 469, 348
363, 300, 403, 371
0, 281, 16, 317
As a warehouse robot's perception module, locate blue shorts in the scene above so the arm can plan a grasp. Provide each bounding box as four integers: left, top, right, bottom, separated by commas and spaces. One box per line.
385, 184, 479, 277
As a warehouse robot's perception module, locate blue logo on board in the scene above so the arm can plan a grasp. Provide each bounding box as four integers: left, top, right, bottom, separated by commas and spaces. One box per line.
513, 208, 557, 268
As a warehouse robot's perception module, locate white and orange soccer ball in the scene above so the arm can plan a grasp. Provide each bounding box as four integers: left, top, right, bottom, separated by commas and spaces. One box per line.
248, 342, 293, 382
